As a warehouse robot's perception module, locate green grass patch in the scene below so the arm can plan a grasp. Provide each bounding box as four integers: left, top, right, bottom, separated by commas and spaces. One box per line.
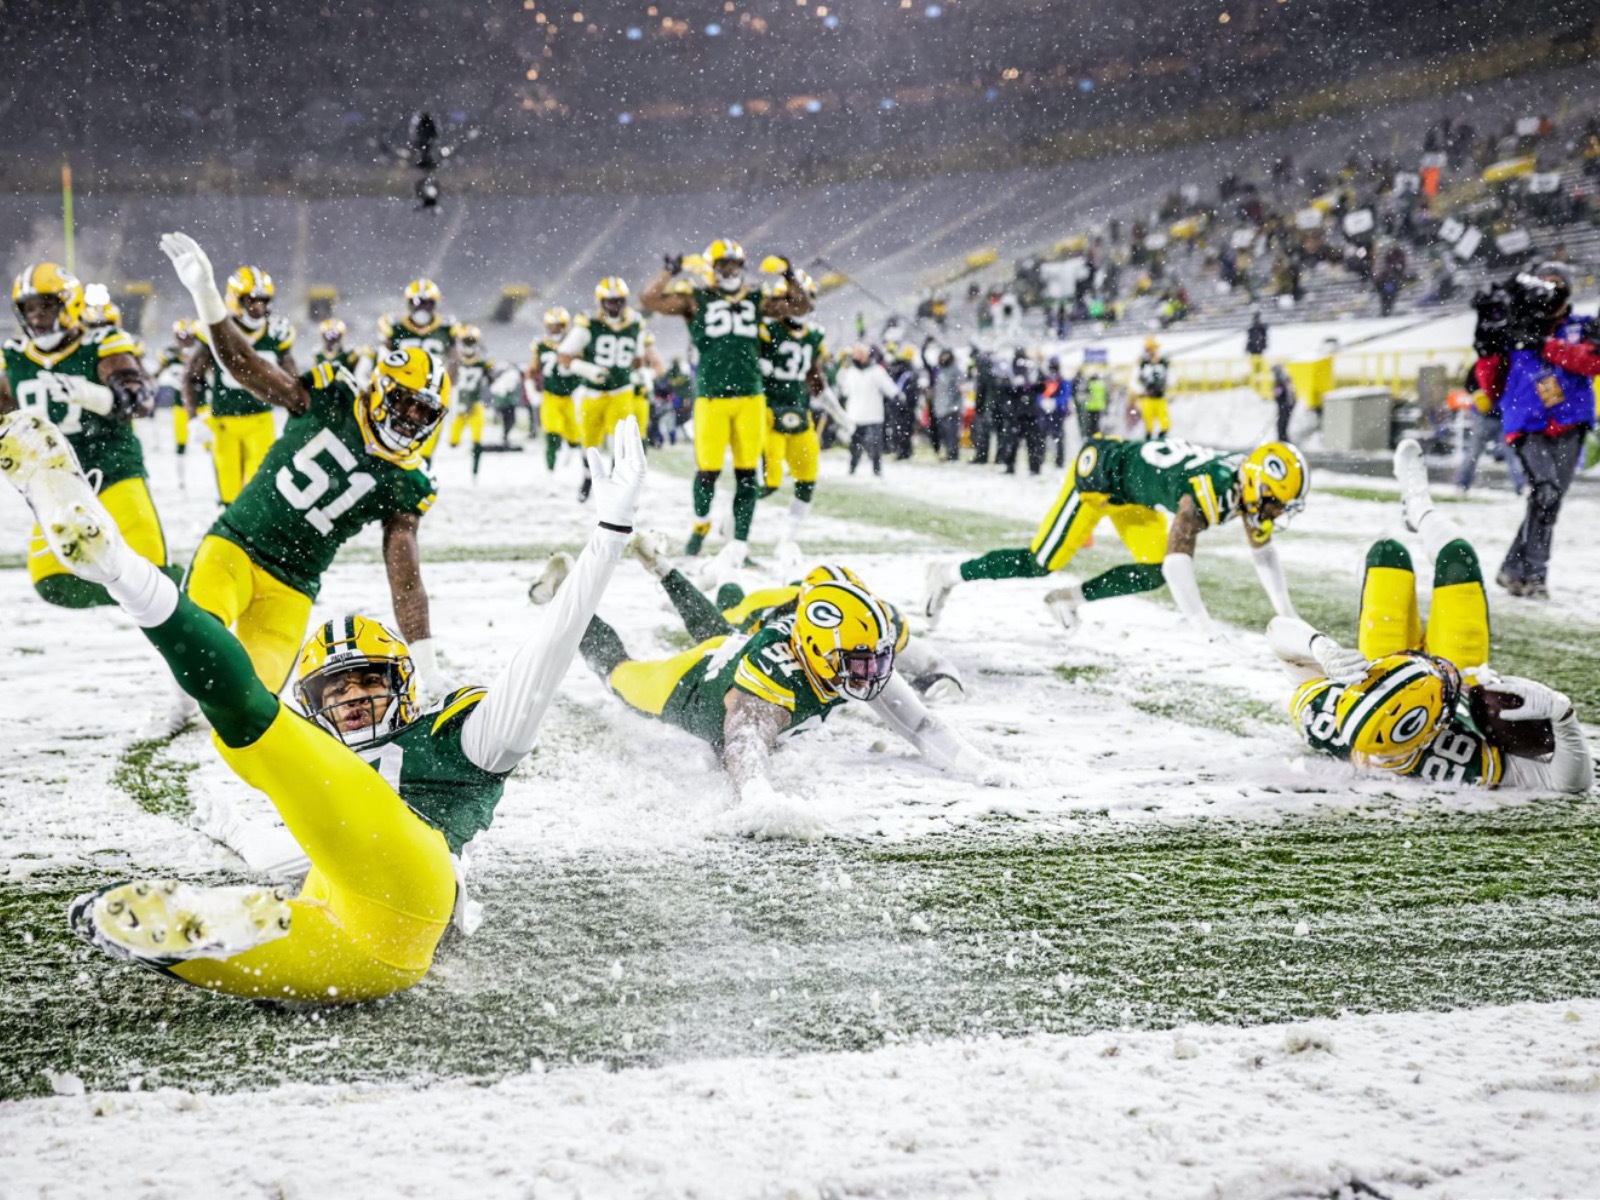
109, 737, 198, 821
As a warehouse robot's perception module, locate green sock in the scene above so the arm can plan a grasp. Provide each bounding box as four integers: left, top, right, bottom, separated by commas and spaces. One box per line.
794, 482, 816, 504
959, 548, 1051, 582
142, 594, 281, 748
1081, 562, 1166, 603
545, 433, 560, 471
661, 569, 734, 642
693, 472, 717, 519
579, 616, 629, 680
732, 474, 758, 541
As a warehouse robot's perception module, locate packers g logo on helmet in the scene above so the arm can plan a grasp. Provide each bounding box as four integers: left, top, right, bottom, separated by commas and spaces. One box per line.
294, 614, 420, 748
359, 345, 450, 466
1240, 441, 1309, 537
790, 571, 903, 702
1335, 651, 1462, 773
225, 266, 274, 329
12, 262, 85, 351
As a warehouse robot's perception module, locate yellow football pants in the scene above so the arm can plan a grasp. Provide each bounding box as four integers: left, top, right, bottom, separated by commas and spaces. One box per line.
29, 476, 168, 588
763, 418, 820, 490
185, 534, 314, 691
578, 387, 642, 450
608, 638, 724, 716
210, 412, 277, 504
541, 391, 580, 444
694, 394, 765, 471
448, 402, 485, 448
1029, 467, 1168, 572
1358, 541, 1489, 671
721, 585, 800, 631
172, 405, 189, 450
1137, 398, 1170, 438
170, 705, 456, 1002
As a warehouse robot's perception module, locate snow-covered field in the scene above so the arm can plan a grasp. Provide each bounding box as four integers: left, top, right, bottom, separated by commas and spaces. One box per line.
3, 395, 1600, 1199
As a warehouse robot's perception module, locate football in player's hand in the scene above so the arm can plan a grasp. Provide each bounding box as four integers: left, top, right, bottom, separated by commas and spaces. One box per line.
1468, 686, 1557, 759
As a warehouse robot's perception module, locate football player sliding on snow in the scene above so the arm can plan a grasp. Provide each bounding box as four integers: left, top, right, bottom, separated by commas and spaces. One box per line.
571, 554, 1011, 821
923, 436, 1309, 638
0, 406, 646, 1003
1268, 439, 1591, 793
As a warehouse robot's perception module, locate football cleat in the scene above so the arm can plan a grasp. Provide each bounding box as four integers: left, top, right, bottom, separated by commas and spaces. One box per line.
1044, 584, 1085, 635
528, 551, 573, 605
69, 879, 291, 967
0, 412, 124, 584
1494, 569, 1527, 598
684, 526, 708, 557
1392, 438, 1433, 533
921, 560, 962, 627
623, 529, 674, 579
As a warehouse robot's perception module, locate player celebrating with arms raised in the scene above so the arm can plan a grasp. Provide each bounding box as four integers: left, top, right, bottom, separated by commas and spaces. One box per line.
0, 406, 646, 1002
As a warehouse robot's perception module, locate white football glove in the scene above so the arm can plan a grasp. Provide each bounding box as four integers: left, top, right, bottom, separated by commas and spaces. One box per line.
1311, 635, 1369, 685
568, 359, 608, 385
1492, 676, 1572, 722
407, 637, 449, 704
589, 415, 647, 530
159, 232, 228, 327
192, 407, 215, 450
41, 371, 115, 416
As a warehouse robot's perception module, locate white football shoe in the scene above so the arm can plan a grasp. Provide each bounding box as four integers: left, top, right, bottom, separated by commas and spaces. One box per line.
623, 528, 675, 579
1393, 437, 1434, 534
0, 411, 124, 584
1044, 583, 1085, 635
921, 560, 963, 627
68, 878, 292, 967
527, 551, 573, 605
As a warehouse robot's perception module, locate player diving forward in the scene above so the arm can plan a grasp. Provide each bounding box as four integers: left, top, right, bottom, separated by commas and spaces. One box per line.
1268, 440, 1591, 792
757, 270, 854, 567
0, 406, 646, 1002
641, 240, 812, 571
162, 232, 447, 698
924, 436, 1308, 638
574, 557, 1008, 829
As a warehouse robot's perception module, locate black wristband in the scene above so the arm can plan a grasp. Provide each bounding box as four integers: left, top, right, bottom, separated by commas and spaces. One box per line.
599, 521, 633, 534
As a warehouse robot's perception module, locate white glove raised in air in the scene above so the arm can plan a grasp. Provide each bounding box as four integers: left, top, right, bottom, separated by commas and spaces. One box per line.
1492, 676, 1573, 723
41, 371, 115, 416
159, 232, 228, 327
1312, 634, 1369, 685
589, 415, 647, 530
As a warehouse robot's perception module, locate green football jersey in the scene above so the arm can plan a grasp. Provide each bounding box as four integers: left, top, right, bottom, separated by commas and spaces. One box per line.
679, 283, 764, 398
537, 340, 578, 398
2, 327, 147, 487
660, 616, 845, 750
454, 358, 498, 407
572, 314, 644, 392
314, 347, 366, 375
1291, 678, 1504, 787
200, 317, 295, 418
379, 314, 455, 361
1137, 358, 1171, 398
359, 687, 510, 854
1072, 436, 1242, 529
760, 320, 825, 424
209, 364, 436, 598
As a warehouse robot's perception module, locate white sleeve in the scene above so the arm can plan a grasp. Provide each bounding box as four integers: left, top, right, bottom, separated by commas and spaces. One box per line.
458, 527, 626, 774
812, 385, 852, 427
1251, 539, 1297, 618
1500, 712, 1595, 794
557, 325, 591, 357
1161, 552, 1213, 631
1266, 616, 1328, 683
192, 795, 310, 880
868, 673, 987, 775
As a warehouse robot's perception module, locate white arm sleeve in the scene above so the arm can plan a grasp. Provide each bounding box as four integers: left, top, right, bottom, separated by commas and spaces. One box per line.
192, 796, 310, 880
1161, 552, 1213, 631
812, 385, 852, 428
557, 325, 592, 357
868, 673, 986, 774
458, 527, 626, 774
1251, 539, 1297, 618
1500, 711, 1595, 794
1267, 616, 1327, 683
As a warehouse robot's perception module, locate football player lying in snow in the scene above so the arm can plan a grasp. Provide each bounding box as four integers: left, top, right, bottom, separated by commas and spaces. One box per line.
530, 528, 967, 704
568, 554, 1010, 818
0, 408, 646, 1003
923, 436, 1309, 639
1266, 439, 1591, 794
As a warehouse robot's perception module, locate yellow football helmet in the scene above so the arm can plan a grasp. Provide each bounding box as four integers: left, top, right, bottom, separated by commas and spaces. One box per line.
768, 269, 817, 303
1143, 337, 1160, 356
404, 278, 441, 309
12, 262, 85, 350
595, 277, 630, 325
1240, 441, 1310, 538
790, 571, 904, 701
704, 239, 746, 291
294, 614, 420, 748
319, 318, 347, 345
456, 322, 483, 360
359, 346, 451, 466
225, 266, 274, 329
1336, 651, 1461, 773
544, 306, 571, 340
172, 318, 197, 343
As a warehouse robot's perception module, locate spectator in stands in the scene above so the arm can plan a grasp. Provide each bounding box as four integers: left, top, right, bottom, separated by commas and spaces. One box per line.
1496, 263, 1598, 598
968, 347, 997, 465
1270, 364, 1296, 443
838, 344, 898, 477
931, 349, 963, 462
994, 349, 1038, 475
1039, 358, 1070, 470
1247, 310, 1269, 392
884, 347, 918, 461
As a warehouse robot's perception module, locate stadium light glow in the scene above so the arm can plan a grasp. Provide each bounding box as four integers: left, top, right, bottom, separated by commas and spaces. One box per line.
805, 98, 822, 113
924, 4, 941, 16
706, 21, 721, 34
729, 103, 744, 117
626, 25, 642, 37
618, 112, 633, 124
823, 13, 838, 26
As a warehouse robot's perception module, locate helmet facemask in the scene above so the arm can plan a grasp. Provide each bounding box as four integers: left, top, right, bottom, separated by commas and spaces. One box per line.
372, 376, 444, 454
832, 643, 897, 702
297, 662, 408, 748
713, 256, 745, 293
236, 293, 270, 331
18, 293, 73, 352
